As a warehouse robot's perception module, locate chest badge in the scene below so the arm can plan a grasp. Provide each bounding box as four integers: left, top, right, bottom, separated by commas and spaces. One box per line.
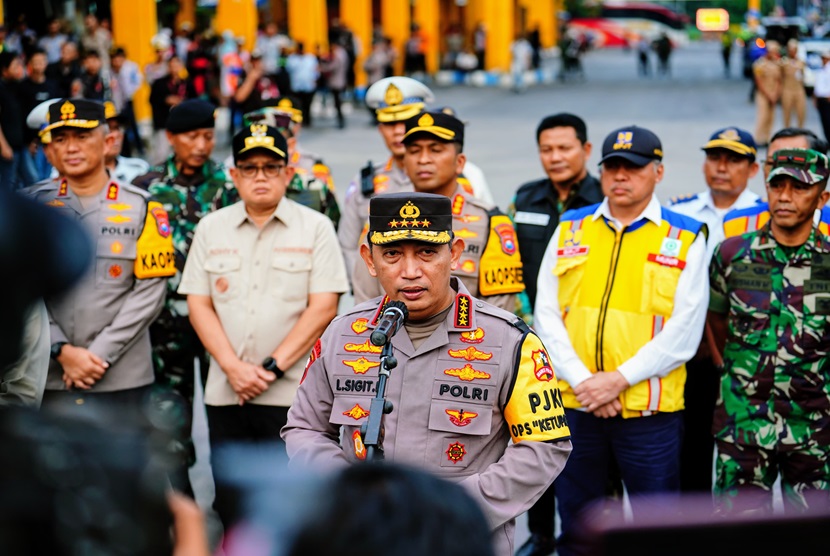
343, 357, 379, 374
444, 364, 491, 382
448, 347, 492, 362
343, 404, 370, 420
350, 318, 369, 334
446, 441, 466, 464
659, 237, 682, 258
460, 327, 485, 344
446, 409, 478, 427
344, 340, 382, 354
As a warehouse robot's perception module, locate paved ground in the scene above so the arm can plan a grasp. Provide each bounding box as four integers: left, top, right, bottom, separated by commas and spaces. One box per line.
192, 41, 814, 552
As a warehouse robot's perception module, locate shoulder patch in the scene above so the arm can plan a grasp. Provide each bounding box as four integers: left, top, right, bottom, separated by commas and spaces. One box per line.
134, 201, 176, 279
503, 333, 571, 443
479, 214, 525, 296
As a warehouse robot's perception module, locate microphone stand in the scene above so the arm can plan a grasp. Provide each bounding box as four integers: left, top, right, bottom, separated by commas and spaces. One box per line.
361, 340, 396, 462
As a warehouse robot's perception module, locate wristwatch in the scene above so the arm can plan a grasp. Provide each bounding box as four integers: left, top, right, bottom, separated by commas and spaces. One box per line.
262, 356, 284, 379
50, 342, 68, 361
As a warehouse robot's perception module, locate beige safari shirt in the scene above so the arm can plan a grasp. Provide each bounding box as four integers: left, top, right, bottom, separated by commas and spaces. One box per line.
283, 278, 571, 556
178, 198, 349, 407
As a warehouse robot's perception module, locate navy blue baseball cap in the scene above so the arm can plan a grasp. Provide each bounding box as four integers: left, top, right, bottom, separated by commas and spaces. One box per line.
702, 127, 757, 161
600, 126, 663, 167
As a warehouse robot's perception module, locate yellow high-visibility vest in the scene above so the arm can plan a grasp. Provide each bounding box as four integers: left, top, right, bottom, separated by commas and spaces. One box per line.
553, 204, 704, 418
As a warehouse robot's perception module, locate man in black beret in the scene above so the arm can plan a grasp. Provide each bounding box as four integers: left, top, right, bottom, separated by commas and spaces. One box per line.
132, 98, 238, 498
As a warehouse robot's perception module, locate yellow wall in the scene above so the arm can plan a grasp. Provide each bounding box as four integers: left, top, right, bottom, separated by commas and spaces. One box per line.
111, 0, 158, 122
470, 0, 514, 71
215, 0, 258, 52
413, 0, 440, 73
176, 0, 197, 32
519, 0, 555, 48
340, 0, 372, 86
289, 0, 329, 53
381, 0, 410, 75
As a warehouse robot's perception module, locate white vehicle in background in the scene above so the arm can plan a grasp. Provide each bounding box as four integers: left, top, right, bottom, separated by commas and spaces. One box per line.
798, 38, 830, 95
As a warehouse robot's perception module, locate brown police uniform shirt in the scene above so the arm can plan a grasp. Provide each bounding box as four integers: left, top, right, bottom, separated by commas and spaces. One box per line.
351, 185, 525, 312
27, 179, 175, 392
753, 57, 783, 99
338, 157, 412, 281
282, 278, 572, 556
178, 198, 349, 407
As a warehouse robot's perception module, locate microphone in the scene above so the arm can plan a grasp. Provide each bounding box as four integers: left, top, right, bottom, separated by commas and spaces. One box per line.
370, 301, 409, 347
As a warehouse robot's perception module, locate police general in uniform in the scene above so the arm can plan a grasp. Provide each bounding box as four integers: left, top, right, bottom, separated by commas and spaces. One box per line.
352, 110, 525, 312
133, 99, 238, 496
709, 148, 830, 513
282, 192, 572, 556
26, 99, 175, 423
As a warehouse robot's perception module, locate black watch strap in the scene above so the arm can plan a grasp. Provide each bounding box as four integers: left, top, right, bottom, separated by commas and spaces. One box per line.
50, 342, 68, 361
262, 356, 284, 379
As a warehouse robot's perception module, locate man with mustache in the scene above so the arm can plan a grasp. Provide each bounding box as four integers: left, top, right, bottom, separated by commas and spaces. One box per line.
535, 126, 709, 555
708, 148, 830, 513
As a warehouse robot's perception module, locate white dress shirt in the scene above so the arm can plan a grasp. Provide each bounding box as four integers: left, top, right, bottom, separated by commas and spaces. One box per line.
534, 194, 709, 391
668, 188, 762, 261
815, 62, 830, 98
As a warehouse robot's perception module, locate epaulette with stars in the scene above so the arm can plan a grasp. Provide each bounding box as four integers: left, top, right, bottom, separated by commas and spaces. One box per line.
669, 193, 698, 206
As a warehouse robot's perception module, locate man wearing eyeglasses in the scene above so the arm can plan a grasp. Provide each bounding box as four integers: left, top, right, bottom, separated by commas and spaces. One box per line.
178, 123, 348, 529
708, 148, 830, 513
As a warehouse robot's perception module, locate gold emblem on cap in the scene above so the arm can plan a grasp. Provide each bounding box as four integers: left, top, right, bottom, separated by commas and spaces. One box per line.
243, 123, 281, 153
418, 113, 434, 127
613, 131, 633, 151
400, 201, 421, 220
60, 101, 77, 121
719, 129, 741, 141
384, 83, 403, 106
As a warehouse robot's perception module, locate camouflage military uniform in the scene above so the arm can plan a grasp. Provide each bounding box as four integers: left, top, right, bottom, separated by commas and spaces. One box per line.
709, 224, 830, 512
132, 157, 238, 492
